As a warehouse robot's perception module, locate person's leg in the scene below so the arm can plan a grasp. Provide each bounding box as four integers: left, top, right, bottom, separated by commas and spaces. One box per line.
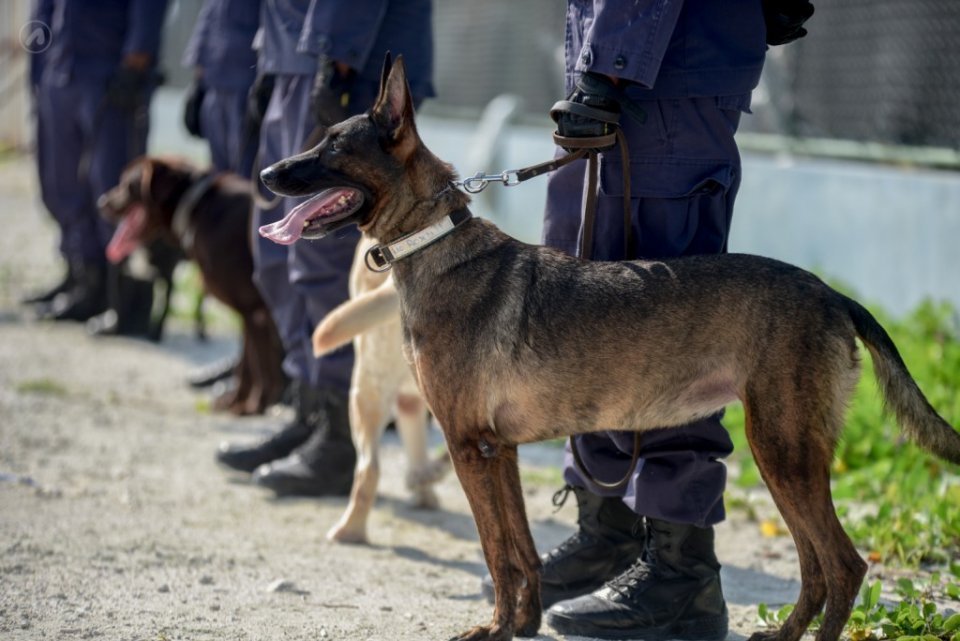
199, 87, 252, 176
85, 87, 158, 337
544, 96, 744, 639
251, 76, 378, 496
23, 82, 75, 304
35, 80, 111, 321
217, 75, 314, 473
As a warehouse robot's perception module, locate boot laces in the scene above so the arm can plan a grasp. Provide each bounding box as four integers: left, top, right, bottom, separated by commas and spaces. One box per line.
544, 529, 594, 563
544, 484, 592, 562
551, 484, 573, 512
606, 551, 662, 598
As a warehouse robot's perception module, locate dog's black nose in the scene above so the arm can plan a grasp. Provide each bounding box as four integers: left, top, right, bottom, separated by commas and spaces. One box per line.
259, 164, 278, 191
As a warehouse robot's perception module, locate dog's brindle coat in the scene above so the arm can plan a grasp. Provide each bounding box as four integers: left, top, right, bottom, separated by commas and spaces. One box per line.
260, 56, 960, 641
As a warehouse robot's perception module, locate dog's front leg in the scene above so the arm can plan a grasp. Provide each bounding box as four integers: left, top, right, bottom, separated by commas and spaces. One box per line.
447, 430, 521, 641
497, 445, 542, 637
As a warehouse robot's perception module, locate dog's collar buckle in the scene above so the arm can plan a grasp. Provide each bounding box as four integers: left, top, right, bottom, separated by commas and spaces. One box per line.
364, 208, 472, 272
364, 245, 392, 273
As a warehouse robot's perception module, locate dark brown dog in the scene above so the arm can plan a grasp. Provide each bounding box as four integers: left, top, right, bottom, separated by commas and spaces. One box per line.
100, 157, 285, 415
259, 56, 960, 641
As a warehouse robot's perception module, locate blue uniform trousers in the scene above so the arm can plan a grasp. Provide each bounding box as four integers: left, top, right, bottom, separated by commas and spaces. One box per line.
199, 87, 256, 177
251, 74, 382, 390
36, 78, 148, 264
543, 96, 743, 528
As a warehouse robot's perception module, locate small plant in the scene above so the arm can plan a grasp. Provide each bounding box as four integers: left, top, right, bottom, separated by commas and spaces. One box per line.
16, 378, 69, 397
758, 574, 960, 641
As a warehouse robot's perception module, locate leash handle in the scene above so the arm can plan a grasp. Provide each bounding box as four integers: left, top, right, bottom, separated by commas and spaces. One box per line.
569, 432, 642, 491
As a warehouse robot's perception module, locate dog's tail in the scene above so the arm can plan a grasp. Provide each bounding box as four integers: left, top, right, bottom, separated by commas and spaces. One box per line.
846, 296, 960, 464
312, 276, 400, 356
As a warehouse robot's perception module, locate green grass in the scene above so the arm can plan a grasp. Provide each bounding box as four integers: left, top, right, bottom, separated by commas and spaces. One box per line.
16, 378, 69, 397
759, 572, 960, 641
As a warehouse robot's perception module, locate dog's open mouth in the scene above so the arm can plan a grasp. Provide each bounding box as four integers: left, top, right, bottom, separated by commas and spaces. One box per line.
105, 204, 147, 264
258, 188, 364, 245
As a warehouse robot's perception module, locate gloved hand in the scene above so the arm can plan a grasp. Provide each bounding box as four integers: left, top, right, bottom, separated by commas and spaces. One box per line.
550, 71, 622, 152
310, 58, 356, 127
182, 76, 206, 138
245, 72, 275, 131
105, 67, 153, 112
762, 0, 815, 45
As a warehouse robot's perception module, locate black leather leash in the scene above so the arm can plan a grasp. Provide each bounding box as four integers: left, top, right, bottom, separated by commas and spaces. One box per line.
455, 99, 641, 491
551, 101, 641, 492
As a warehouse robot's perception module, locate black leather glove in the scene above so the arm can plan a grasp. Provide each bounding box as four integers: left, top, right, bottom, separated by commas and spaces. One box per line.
310, 58, 356, 127
550, 71, 622, 152
245, 72, 275, 130
105, 67, 153, 112
763, 0, 815, 45
182, 77, 206, 138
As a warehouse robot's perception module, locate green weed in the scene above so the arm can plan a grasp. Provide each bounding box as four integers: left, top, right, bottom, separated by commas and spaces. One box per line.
758, 574, 960, 641
16, 378, 69, 397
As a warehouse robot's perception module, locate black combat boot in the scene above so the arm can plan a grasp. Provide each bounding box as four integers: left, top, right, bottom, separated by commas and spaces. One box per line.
87, 270, 155, 339
41, 260, 108, 322
216, 380, 317, 472
21, 263, 75, 305
481, 485, 645, 608
252, 386, 355, 497
545, 518, 728, 641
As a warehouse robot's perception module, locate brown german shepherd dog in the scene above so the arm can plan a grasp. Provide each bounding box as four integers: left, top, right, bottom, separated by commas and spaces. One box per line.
258, 55, 960, 641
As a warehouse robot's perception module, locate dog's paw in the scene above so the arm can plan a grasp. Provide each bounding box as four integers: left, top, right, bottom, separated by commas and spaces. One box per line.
449, 623, 511, 641
514, 607, 541, 638
326, 522, 368, 545
411, 486, 439, 510
406, 453, 451, 490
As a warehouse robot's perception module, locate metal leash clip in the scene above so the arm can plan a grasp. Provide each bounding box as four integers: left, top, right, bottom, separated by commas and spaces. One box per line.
456, 170, 521, 194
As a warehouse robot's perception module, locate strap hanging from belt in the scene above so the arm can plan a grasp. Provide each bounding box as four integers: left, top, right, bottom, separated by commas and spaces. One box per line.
553, 118, 641, 492
450, 105, 644, 491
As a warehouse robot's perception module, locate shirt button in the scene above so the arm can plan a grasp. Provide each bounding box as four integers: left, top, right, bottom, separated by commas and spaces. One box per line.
614, 55, 627, 70
580, 46, 592, 65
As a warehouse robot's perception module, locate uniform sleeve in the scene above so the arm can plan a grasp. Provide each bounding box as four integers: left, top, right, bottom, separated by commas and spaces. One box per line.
123, 0, 171, 62
181, 0, 215, 69
296, 0, 389, 71
578, 0, 685, 89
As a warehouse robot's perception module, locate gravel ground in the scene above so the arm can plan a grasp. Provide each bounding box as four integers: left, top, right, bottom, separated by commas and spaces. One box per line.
0, 156, 901, 641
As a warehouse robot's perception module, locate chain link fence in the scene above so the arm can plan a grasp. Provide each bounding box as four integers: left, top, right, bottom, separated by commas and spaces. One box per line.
431, 0, 960, 157
751, 0, 960, 150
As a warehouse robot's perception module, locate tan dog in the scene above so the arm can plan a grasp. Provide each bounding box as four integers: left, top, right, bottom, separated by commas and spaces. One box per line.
258, 56, 960, 641
314, 234, 448, 544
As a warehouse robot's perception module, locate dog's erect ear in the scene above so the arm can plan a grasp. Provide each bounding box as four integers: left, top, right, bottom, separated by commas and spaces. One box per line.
372, 54, 416, 146
378, 51, 393, 100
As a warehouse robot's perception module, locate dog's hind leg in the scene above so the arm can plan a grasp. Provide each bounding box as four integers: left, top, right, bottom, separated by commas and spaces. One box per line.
394, 393, 440, 509
327, 374, 388, 544
447, 430, 521, 641
744, 384, 866, 641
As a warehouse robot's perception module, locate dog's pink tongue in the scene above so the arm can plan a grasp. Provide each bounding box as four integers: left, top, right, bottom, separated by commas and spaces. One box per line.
105, 204, 147, 264
258, 189, 338, 245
